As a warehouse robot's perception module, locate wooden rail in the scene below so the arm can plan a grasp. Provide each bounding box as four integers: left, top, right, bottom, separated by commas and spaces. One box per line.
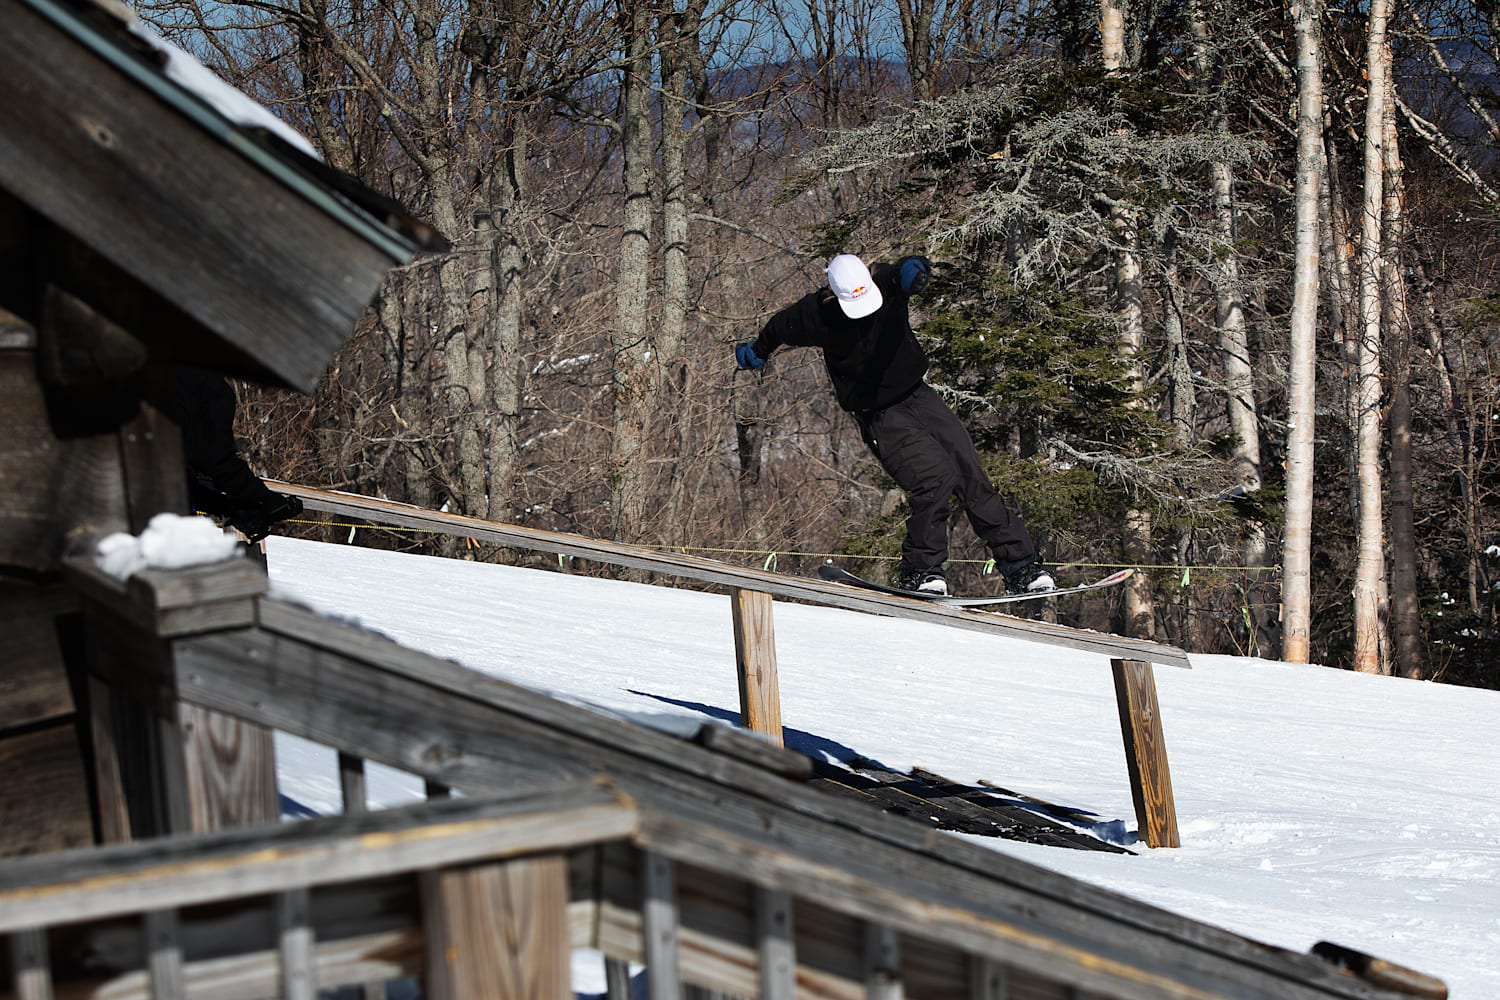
269, 481, 1187, 847
26, 557, 1446, 999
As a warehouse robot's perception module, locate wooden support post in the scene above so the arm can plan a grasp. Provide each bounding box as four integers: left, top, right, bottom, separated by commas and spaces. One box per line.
10, 928, 52, 1000
864, 922, 903, 999
604, 957, 633, 999
338, 751, 367, 814
77, 559, 277, 839
420, 854, 570, 1000
641, 851, 682, 1000
277, 888, 315, 1000
730, 588, 783, 745
756, 887, 796, 1000
968, 955, 1008, 999
1110, 658, 1180, 848
143, 909, 185, 1000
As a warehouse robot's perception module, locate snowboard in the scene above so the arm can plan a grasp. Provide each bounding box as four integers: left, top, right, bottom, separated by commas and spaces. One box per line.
816, 563, 1135, 607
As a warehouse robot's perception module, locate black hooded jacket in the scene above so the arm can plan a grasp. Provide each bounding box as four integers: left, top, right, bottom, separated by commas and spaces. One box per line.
751, 260, 928, 413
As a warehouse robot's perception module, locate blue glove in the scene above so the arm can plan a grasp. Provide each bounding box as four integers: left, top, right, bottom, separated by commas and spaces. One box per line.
734, 341, 766, 370
899, 256, 931, 295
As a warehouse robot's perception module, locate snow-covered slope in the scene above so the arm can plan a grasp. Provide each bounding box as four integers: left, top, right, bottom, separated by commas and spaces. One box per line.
265, 536, 1500, 998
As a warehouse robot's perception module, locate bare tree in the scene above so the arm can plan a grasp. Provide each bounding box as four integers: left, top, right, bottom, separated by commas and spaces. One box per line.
1282, 0, 1327, 664
1381, 55, 1423, 678
1351, 0, 1393, 673
1190, 0, 1276, 653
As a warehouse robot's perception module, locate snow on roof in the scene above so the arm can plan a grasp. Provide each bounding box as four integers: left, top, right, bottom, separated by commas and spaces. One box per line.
123, 13, 321, 161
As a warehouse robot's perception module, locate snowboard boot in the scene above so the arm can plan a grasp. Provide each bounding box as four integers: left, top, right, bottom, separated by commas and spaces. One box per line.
1001, 558, 1056, 595
896, 565, 948, 596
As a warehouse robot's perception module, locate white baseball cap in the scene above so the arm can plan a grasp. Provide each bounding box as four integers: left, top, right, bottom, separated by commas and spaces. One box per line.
826, 254, 883, 318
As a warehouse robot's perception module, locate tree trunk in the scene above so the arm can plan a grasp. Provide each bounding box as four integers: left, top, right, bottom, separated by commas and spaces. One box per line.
659, 3, 703, 533
485, 137, 529, 527
1101, 0, 1155, 639
611, 2, 658, 545
1114, 203, 1157, 641
1382, 68, 1423, 678
1190, 0, 1275, 654
1101, 0, 1126, 71
895, 0, 937, 100
1352, 0, 1392, 674
1282, 0, 1326, 665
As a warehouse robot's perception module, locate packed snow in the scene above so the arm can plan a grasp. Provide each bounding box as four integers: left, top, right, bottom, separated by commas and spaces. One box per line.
255, 534, 1500, 998
95, 512, 241, 580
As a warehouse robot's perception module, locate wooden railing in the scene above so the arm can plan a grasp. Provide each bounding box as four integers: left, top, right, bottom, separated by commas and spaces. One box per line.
269, 482, 1188, 847
3, 556, 1445, 1000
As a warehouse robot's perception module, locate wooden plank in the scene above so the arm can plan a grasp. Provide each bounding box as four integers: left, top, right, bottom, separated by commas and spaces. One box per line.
268, 482, 1191, 669
421, 854, 570, 1000
730, 588, 784, 745
0, 0, 414, 390
694, 723, 810, 780
1110, 659, 1180, 849
65, 555, 258, 640
808, 761, 1125, 853
176, 702, 278, 834
0, 350, 128, 572
127, 560, 268, 613
641, 852, 681, 1000
0, 582, 77, 730
30, 927, 420, 1000
89, 677, 133, 844
10, 927, 53, 1000
113, 389, 184, 539
0, 783, 636, 933
0, 724, 97, 859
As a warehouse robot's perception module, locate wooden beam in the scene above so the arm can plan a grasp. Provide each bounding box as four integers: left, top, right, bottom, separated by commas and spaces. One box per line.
65, 554, 264, 639
1110, 659, 1180, 849
730, 588, 783, 745
269, 482, 1191, 669
0, 783, 636, 933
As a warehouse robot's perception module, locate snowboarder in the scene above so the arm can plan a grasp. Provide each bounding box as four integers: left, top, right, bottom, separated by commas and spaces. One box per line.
734, 253, 1054, 597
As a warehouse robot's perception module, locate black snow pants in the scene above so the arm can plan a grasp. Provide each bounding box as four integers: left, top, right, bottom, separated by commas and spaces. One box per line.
855, 382, 1037, 572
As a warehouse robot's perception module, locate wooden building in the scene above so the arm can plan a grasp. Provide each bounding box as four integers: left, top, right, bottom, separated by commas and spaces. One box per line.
0, 0, 443, 856
0, 0, 1449, 997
